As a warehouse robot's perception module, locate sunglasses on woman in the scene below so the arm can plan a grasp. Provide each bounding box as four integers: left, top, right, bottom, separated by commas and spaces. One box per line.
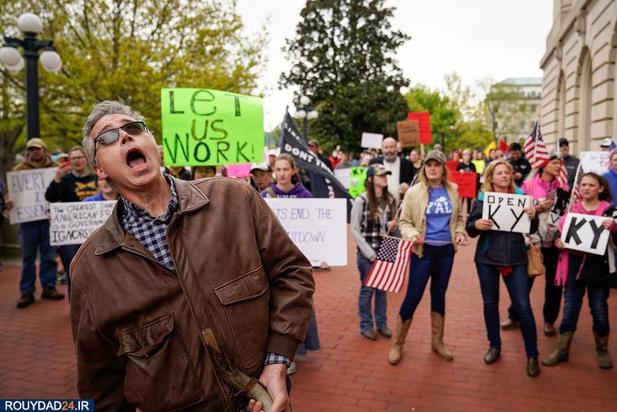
93, 121, 148, 157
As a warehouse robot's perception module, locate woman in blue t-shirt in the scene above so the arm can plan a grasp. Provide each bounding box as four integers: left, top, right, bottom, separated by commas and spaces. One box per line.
388, 150, 468, 366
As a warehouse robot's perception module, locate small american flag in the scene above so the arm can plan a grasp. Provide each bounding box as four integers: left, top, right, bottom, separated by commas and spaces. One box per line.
558, 160, 568, 187
364, 236, 413, 293
524, 122, 549, 169
568, 163, 584, 209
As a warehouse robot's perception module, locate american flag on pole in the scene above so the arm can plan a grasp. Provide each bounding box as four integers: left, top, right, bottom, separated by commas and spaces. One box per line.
364, 236, 413, 293
558, 160, 568, 187
524, 122, 550, 169
568, 163, 584, 210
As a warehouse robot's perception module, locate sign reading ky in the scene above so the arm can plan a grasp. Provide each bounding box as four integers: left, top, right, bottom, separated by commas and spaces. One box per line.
482, 192, 533, 233
161, 88, 264, 166
561, 213, 610, 255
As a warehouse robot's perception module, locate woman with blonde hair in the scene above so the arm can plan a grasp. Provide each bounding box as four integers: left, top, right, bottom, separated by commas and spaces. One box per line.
388, 150, 467, 365
466, 160, 540, 376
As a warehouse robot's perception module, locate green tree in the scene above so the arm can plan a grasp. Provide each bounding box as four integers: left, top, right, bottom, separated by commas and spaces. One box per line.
0, 0, 266, 177
280, 0, 409, 152
404, 86, 458, 150
478, 78, 528, 145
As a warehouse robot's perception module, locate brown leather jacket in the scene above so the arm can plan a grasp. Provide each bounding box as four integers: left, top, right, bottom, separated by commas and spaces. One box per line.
70, 177, 314, 411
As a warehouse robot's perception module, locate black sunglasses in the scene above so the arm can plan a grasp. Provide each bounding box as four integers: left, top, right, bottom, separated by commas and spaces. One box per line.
93, 121, 148, 156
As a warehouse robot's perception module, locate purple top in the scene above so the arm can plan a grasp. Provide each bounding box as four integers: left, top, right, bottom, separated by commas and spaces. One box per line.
261, 183, 313, 198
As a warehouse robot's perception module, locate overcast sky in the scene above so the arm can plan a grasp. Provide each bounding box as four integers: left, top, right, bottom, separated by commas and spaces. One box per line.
237, 0, 554, 130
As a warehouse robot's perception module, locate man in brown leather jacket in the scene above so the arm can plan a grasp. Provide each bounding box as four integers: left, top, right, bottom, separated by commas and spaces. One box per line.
70, 101, 314, 411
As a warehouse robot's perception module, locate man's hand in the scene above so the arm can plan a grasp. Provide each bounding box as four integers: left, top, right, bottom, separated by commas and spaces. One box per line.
248, 363, 289, 412
54, 163, 71, 183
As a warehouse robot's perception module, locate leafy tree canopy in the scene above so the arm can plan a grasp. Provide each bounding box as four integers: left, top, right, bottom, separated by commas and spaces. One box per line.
0, 0, 266, 175
280, 0, 409, 153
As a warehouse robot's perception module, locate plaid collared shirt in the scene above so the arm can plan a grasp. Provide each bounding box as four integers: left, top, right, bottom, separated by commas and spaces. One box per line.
121, 176, 178, 272
120, 177, 290, 368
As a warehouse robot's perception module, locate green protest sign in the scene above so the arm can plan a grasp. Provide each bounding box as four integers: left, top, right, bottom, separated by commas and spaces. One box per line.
348, 167, 367, 198
161, 88, 264, 166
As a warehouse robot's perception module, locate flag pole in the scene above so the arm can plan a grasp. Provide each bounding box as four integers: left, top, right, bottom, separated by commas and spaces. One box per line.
567, 164, 582, 211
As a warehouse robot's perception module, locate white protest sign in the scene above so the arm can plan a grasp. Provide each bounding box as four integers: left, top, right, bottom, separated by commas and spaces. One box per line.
7, 168, 57, 224
264, 198, 347, 266
334, 168, 351, 189
560, 213, 610, 255
49, 201, 116, 246
482, 192, 533, 233
580, 151, 610, 174
361, 132, 384, 149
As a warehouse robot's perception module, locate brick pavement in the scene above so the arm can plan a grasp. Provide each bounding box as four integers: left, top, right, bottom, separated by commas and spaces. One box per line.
1, 235, 617, 411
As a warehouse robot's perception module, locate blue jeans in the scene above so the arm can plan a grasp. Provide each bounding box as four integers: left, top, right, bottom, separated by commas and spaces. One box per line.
399, 244, 454, 320
357, 254, 387, 332
559, 254, 610, 336
58, 244, 80, 297
509, 247, 562, 324
476, 263, 539, 357
18, 220, 57, 295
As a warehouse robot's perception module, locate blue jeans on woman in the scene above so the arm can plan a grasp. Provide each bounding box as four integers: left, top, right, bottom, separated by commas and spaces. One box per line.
559, 255, 610, 336
476, 263, 539, 357
508, 247, 562, 324
18, 220, 57, 295
357, 254, 387, 333
399, 244, 455, 320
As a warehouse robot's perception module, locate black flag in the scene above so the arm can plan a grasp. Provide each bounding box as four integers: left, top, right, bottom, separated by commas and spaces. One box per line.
279, 112, 352, 217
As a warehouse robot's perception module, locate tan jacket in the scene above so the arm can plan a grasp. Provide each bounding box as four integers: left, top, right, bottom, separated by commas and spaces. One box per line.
13, 155, 56, 170
399, 182, 466, 257
70, 177, 314, 411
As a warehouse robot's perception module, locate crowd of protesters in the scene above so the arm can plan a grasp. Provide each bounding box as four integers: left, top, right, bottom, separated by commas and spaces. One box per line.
1, 123, 616, 411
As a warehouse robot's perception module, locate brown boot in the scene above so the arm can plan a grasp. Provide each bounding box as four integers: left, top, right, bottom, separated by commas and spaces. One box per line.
431, 312, 453, 361
542, 331, 574, 366
594, 332, 613, 369
387, 316, 412, 365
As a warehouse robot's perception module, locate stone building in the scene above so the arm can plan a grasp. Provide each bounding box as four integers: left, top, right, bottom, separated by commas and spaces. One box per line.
540, 0, 617, 152
492, 77, 542, 143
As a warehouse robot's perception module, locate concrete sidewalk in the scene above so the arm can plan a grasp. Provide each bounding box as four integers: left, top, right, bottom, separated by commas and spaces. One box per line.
1, 238, 616, 411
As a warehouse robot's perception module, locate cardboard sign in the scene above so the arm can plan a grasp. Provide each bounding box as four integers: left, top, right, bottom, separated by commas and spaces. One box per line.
348, 167, 368, 198
7, 168, 57, 224
397, 120, 420, 147
560, 213, 610, 255
264, 198, 347, 266
361, 132, 384, 149
482, 192, 533, 233
49, 201, 116, 246
161, 88, 264, 166
408, 112, 432, 144
334, 168, 351, 189
450, 170, 477, 199
445, 160, 459, 171
580, 151, 609, 174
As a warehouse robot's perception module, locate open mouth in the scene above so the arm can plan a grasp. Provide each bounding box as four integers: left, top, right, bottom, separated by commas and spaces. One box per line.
126, 148, 147, 168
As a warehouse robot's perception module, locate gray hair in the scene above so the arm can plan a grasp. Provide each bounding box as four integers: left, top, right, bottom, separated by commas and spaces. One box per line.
82, 100, 144, 166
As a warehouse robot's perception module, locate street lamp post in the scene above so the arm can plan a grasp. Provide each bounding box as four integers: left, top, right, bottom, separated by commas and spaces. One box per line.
293, 95, 319, 140
0, 13, 62, 140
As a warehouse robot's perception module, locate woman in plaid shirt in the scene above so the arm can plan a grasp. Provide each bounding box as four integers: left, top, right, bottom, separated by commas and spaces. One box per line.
351, 164, 397, 341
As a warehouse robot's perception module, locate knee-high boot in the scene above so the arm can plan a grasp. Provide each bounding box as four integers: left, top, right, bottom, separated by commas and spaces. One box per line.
594, 332, 613, 369
431, 312, 453, 361
387, 316, 412, 365
542, 331, 574, 366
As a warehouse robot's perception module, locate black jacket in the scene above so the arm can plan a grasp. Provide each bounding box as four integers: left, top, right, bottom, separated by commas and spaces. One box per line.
563, 155, 580, 190
369, 156, 415, 185
45, 172, 97, 203
466, 198, 539, 266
